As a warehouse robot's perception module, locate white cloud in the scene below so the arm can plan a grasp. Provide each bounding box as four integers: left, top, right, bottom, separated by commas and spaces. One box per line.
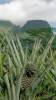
21, 0, 56, 21
0, 0, 56, 25
0, 0, 26, 25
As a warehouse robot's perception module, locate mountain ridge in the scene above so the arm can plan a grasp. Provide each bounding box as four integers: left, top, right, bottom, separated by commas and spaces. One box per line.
0, 20, 55, 49
0, 20, 52, 32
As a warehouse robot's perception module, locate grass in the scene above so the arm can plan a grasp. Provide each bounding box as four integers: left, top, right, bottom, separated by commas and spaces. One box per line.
0, 30, 56, 100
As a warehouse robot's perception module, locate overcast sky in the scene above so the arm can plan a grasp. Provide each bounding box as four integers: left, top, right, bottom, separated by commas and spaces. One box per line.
0, 0, 56, 26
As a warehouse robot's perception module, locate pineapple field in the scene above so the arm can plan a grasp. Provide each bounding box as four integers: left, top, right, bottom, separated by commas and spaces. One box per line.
0, 28, 56, 100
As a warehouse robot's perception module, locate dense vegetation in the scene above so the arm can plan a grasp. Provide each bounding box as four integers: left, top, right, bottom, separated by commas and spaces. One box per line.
0, 28, 56, 100
0, 20, 56, 100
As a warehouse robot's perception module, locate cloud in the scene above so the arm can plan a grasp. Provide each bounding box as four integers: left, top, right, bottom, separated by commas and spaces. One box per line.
42, 0, 54, 3
0, 0, 26, 25
0, 0, 56, 25
21, 0, 56, 21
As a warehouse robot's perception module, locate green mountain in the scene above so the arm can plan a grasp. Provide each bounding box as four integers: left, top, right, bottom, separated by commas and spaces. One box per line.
19, 20, 53, 49
21, 20, 51, 30
0, 20, 52, 34
0, 20, 55, 50
0, 20, 15, 30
